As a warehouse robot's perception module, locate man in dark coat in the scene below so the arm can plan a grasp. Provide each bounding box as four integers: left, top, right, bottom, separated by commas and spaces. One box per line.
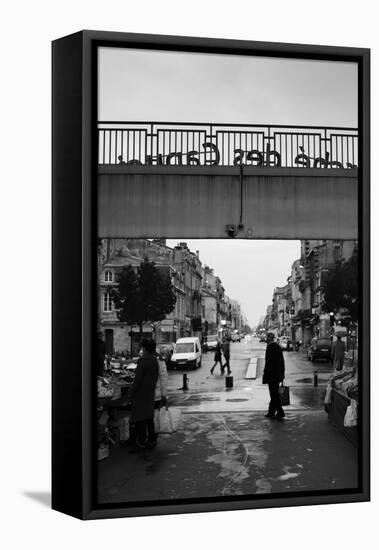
262, 333, 285, 419
221, 338, 231, 375
130, 338, 159, 449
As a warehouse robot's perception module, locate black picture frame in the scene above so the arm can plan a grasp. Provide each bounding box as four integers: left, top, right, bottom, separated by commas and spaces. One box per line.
52, 30, 370, 520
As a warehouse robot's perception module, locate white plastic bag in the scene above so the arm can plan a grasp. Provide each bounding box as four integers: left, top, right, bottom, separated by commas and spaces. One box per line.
324, 385, 332, 405
97, 444, 109, 461
344, 399, 358, 427
154, 406, 181, 434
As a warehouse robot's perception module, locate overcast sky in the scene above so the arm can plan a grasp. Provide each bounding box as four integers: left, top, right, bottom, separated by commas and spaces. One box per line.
99, 47, 357, 126
98, 47, 356, 327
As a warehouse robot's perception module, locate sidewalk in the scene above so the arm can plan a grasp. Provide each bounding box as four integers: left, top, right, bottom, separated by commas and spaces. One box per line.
98, 409, 358, 504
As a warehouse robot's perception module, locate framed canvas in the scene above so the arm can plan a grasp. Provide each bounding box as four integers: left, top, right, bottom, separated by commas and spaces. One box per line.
52, 31, 370, 520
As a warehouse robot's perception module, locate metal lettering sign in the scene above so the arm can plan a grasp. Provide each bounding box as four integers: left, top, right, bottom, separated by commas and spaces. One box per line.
98, 122, 358, 169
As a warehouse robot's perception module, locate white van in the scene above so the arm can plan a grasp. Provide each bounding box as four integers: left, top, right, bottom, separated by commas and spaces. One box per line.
203, 334, 218, 352
170, 337, 202, 369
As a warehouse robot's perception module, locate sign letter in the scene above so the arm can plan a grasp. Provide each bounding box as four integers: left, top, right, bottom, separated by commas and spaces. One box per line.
246, 149, 264, 166
203, 142, 220, 166
264, 143, 281, 167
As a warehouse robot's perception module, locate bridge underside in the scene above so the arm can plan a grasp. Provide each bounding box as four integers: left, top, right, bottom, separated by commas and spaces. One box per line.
98, 166, 358, 239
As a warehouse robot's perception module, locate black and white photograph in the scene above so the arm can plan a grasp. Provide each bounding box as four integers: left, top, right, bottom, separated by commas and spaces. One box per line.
2, 0, 379, 545
4, 0, 377, 544
95, 46, 362, 506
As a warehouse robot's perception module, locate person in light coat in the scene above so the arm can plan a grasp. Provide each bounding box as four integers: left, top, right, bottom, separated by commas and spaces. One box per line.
148, 351, 168, 449
331, 334, 346, 371
155, 354, 168, 406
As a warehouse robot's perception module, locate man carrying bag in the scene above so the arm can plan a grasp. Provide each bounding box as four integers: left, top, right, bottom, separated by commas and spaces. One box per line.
262, 333, 286, 420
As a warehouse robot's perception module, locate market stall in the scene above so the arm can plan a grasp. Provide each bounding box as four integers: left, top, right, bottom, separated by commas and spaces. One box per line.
324, 365, 358, 447
97, 356, 137, 460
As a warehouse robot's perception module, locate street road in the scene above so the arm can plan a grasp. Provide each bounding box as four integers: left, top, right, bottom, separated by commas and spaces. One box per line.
166, 336, 335, 411
167, 338, 256, 393
98, 337, 358, 504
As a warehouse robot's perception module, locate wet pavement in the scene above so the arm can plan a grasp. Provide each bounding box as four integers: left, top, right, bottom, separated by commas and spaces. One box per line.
166, 386, 328, 412
97, 338, 358, 504
98, 410, 358, 503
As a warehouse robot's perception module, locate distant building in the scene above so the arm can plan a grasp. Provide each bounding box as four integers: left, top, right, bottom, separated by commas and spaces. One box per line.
98, 238, 186, 355
263, 239, 358, 347
98, 238, 247, 355
172, 243, 203, 338
201, 290, 218, 335
201, 265, 226, 336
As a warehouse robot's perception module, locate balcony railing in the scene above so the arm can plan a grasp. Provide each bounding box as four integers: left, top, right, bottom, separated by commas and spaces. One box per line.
98, 121, 358, 169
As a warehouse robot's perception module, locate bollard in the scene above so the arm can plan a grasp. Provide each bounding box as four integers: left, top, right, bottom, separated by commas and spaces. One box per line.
181, 373, 189, 391
314, 371, 318, 387
225, 375, 233, 388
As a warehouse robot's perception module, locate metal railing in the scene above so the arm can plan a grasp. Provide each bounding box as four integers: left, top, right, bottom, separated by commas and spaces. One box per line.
98, 121, 358, 169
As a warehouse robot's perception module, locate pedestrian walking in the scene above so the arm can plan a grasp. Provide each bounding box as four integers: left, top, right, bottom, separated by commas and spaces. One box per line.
210, 341, 224, 374
129, 338, 159, 450
221, 338, 232, 374
262, 332, 286, 420
331, 334, 346, 371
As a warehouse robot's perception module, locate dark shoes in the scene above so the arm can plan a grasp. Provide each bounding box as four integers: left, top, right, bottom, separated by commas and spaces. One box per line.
265, 413, 276, 418
210, 368, 214, 374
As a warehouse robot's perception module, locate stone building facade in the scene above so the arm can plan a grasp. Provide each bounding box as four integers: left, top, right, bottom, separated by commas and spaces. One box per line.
262, 239, 358, 347
172, 243, 203, 338
201, 265, 226, 336
98, 238, 186, 355
98, 239, 246, 356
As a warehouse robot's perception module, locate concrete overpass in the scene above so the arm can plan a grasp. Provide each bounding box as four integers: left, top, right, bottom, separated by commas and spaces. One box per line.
97, 122, 358, 239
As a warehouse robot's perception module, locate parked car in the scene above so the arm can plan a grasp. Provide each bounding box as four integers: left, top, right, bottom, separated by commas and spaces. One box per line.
202, 334, 218, 352
169, 337, 202, 369
307, 337, 332, 362
279, 336, 293, 351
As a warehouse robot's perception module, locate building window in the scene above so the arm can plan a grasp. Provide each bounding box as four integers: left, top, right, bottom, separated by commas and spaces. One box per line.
103, 292, 113, 312
104, 270, 113, 283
